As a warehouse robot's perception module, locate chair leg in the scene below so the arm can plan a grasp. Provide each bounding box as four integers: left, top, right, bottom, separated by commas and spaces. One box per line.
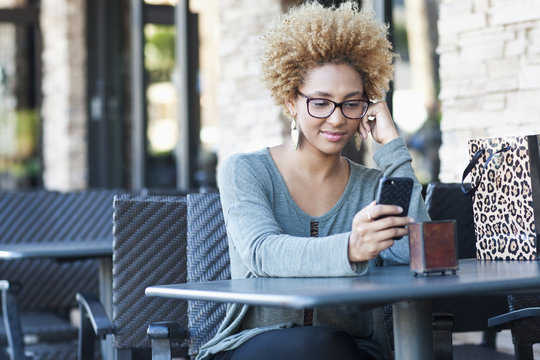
481, 330, 497, 349
148, 321, 187, 360
433, 312, 454, 360
1, 282, 31, 360
78, 300, 96, 360
149, 339, 174, 360
515, 343, 534, 360
115, 349, 134, 360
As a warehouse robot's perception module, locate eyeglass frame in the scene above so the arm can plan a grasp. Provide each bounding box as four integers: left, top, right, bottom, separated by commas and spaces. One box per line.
297, 91, 371, 119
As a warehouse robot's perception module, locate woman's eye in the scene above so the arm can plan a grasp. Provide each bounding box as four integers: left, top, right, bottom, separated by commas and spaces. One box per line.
344, 101, 361, 109
311, 100, 331, 107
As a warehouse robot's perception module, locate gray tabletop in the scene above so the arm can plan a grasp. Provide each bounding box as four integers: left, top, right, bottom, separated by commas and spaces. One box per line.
0, 242, 112, 260
146, 258, 540, 359
146, 258, 540, 308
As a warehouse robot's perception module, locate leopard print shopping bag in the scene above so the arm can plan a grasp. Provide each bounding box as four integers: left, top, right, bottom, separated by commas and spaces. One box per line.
462, 135, 540, 260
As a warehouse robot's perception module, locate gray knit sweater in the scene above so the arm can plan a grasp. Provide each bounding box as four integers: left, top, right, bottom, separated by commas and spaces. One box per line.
196, 138, 429, 359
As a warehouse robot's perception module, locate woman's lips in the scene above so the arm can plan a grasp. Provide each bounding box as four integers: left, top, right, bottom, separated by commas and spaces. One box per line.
321, 131, 345, 142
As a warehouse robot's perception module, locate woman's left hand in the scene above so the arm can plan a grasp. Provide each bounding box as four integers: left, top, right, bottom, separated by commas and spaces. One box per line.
358, 100, 399, 146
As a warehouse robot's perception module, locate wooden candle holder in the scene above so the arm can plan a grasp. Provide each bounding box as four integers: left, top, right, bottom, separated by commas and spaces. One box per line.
408, 220, 458, 276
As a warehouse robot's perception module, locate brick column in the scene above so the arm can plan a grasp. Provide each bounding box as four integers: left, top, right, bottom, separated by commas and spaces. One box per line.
40, 0, 87, 190
437, 0, 540, 182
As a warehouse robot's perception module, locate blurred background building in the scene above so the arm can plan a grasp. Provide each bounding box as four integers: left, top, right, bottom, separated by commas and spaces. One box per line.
0, 0, 539, 192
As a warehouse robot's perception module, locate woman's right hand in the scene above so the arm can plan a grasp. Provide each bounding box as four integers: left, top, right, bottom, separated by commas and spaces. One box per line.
358, 100, 400, 146
348, 201, 413, 263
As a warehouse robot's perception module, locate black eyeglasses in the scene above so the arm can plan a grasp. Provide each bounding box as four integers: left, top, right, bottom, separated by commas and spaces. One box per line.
297, 91, 370, 119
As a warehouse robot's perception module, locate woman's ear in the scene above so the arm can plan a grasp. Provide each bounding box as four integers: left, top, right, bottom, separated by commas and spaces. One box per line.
285, 96, 297, 117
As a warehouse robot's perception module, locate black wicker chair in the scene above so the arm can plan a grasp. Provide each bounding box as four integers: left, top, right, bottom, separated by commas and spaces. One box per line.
147, 192, 230, 360
0, 190, 116, 360
425, 183, 510, 357
489, 294, 540, 359
77, 194, 189, 360
147, 193, 400, 360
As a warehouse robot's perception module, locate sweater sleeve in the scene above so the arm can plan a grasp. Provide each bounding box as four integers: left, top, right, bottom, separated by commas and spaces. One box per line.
372, 138, 431, 265
218, 153, 366, 278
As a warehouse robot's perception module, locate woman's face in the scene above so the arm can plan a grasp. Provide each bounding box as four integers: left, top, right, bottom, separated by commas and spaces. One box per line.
286, 63, 365, 156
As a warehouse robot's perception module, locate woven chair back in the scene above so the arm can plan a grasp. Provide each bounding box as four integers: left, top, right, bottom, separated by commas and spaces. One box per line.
0, 190, 114, 311
425, 182, 476, 259
426, 183, 508, 333
186, 192, 230, 357
507, 295, 540, 344
112, 194, 188, 351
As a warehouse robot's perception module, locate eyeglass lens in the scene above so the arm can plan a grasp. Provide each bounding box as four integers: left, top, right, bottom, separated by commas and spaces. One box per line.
308, 98, 368, 119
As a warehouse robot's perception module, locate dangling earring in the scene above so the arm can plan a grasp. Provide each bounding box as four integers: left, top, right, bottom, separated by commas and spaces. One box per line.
291, 119, 299, 150
354, 132, 362, 151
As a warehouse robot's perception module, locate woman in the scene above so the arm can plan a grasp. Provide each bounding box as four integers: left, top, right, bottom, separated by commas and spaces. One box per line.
199, 2, 429, 359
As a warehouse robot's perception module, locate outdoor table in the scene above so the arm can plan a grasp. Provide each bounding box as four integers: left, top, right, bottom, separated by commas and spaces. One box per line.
0, 241, 113, 309
146, 258, 540, 360
0, 242, 114, 360
0, 242, 112, 260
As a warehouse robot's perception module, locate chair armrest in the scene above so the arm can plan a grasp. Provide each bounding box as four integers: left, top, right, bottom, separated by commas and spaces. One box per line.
76, 292, 114, 360
488, 307, 540, 329
147, 321, 188, 340
0, 280, 9, 290
76, 292, 113, 337
147, 321, 188, 360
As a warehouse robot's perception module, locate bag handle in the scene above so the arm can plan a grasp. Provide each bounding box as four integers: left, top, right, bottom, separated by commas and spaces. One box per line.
461, 144, 511, 196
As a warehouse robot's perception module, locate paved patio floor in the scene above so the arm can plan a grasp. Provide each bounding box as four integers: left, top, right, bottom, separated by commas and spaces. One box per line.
454, 330, 540, 359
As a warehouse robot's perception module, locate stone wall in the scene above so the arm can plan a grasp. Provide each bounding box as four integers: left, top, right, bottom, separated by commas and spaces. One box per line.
216, 0, 285, 162
40, 0, 87, 190
437, 0, 540, 182
35, 0, 540, 188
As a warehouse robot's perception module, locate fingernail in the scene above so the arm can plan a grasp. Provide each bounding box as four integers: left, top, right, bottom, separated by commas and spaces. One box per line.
397, 206, 403, 213
409, 218, 415, 223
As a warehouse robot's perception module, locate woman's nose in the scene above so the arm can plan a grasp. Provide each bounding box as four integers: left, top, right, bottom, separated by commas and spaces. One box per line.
326, 107, 347, 126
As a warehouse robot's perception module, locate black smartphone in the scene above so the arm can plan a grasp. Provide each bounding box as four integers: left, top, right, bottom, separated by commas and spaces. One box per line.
375, 177, 413, 239
375, 177, 414, 215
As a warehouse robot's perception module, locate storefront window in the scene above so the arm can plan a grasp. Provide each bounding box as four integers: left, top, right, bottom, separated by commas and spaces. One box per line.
0, 2, 41, 189
144, 23, 178, 187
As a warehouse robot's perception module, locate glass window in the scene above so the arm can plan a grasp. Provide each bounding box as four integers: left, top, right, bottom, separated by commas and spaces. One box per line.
0, 6, 41, 189
392, 0, 441, 184
0, 0, 24, 9
144, 23, 178, 188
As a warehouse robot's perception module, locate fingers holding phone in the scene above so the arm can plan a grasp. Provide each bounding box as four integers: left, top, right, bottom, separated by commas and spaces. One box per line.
375, 177, 414, 239
348, 201, 413, 263
348, 178, 414, 263
364, 202, 405, 222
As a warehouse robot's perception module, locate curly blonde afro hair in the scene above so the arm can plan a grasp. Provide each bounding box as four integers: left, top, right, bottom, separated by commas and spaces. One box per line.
261, 1, 395, 118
